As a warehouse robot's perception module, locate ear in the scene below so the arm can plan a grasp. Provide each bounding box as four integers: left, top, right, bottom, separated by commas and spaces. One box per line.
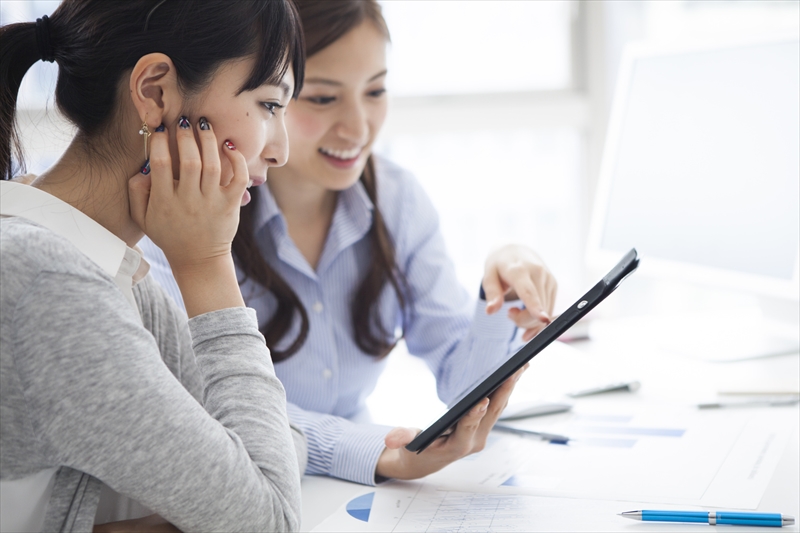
129, 53, 181, 130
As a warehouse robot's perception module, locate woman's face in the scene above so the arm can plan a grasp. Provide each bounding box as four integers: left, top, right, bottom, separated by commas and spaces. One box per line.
277, 21, 388, 190
172, 58, 295, 206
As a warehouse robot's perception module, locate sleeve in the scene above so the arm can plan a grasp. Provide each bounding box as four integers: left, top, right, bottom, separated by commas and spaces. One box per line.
395, 175, 521, 406
285, 403, 391, 486
135, 273, 309, 477
12, 271, 301, 532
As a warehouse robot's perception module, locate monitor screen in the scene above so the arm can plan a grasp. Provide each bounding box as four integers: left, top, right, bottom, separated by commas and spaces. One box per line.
590, 39, 800, 297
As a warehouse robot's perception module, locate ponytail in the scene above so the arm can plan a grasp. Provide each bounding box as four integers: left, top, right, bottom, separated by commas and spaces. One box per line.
1, 0, 304, 182
0, 19, 48, 180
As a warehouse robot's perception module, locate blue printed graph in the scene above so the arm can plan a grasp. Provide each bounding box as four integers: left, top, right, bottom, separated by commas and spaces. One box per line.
346, 492, 375, 522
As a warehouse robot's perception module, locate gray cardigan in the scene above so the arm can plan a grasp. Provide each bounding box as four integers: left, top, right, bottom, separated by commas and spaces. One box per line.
0, 217, 307, 532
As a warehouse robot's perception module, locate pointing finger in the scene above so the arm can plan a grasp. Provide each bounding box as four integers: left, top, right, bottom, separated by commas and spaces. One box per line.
481, 268, 506, 314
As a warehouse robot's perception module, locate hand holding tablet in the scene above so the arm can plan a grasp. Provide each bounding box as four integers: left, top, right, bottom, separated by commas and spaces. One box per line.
406, 248, 639, 453
374, 249, 638, 480
376, 364, 528, 480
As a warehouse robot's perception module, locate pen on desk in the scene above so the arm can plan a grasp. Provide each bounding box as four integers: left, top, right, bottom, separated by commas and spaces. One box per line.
698, 398, 800, 409
493, 424, 570, 443
567, 380, 640, 398
619, 510, 795, 527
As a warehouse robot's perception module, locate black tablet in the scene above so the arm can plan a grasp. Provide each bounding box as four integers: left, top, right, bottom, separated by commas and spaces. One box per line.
405, 248, 639, 453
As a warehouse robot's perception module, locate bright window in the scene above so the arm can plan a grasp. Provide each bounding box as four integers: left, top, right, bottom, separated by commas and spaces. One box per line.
381, 0, 575, 96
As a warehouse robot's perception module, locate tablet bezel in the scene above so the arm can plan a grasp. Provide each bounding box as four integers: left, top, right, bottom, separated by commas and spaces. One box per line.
405, 248, 639, 453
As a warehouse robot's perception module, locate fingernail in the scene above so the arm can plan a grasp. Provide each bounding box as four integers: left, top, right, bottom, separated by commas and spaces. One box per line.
178, 116, 190, 129
224, 140, 236, 150
478, 400, 489, 412
140, 159, 150, 175
154, 123, 165, 132
198, 117, 210, 130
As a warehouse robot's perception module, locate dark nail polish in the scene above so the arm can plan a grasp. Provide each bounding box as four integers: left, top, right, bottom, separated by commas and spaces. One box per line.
224, 140, 236, 150
154, 123, 165, 132
141, 159, 150, 175
198, 117, 210, 131
178, 116, 190, 129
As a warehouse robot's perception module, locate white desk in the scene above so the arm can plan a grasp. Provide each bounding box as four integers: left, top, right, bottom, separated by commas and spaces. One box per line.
300, 317, 800, 531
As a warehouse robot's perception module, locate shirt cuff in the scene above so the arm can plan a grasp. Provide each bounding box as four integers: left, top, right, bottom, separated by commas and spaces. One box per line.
188, 306, 261, 345
330, 423, 393, 486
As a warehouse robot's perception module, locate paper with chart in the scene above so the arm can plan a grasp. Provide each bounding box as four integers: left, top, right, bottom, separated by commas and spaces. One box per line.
311, 405, 795, 532
430, 405, 795, 509
310, 481, 718, 533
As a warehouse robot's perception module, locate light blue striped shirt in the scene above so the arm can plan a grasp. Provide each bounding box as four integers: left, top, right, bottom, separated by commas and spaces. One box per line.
139, 156, 519, 485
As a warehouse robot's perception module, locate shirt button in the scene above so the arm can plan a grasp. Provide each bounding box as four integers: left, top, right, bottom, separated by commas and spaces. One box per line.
322, 368, 332, 380
312, 301, 324, 313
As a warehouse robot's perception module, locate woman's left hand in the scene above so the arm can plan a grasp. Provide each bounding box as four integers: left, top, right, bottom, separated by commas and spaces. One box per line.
481, 245, 557, 341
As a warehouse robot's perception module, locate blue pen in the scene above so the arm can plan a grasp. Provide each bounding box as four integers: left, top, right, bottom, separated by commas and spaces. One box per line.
619, 510, 795, 527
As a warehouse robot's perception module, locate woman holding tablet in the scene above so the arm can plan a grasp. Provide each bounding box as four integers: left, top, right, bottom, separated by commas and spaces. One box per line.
1, 1, 305, 531
141, 0, 557, 486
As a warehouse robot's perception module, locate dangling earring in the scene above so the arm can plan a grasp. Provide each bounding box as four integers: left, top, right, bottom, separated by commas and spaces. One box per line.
138, 121, 151, 175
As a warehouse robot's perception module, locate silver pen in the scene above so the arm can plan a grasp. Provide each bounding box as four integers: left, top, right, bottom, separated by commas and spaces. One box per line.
698, 398, 800, 409
493, 423, 570, 443
567, 380, 640, 398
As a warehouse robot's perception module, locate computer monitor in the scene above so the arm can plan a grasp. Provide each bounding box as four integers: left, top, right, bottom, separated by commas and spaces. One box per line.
587, 37, 799, 361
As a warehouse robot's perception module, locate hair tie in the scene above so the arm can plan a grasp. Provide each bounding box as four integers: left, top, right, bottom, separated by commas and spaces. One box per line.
35, 15, 55, 63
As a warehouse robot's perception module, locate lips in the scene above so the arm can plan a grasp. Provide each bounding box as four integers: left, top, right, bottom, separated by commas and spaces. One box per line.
241, 175, 265, 206
318, 146, 363, 170
247, 175, 266, 188
319, 146, 362, 160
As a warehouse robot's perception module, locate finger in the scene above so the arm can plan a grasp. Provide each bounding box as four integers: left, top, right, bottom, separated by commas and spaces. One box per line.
474, 377, 522, 444
384, 427, 420, 449
508, 307, 549, 330
522, 325, 546, 342
128, 173, 151, 231
442, 399, 490, 455
507, 273, 547, 320
175, 115, 202, 195
148, 124, 173, 201
196, 116, 222, 193
548, 276, 558, 315
221, 140, 248, 199
486, 373, 522, 418
481, 267, 507, 314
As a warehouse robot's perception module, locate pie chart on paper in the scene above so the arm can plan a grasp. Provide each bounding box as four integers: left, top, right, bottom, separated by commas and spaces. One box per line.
345, 492, 375, 522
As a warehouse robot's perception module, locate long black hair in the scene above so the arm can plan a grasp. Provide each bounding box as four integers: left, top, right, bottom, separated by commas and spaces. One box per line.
1, 0, 305, 180
234, 0, 412, 362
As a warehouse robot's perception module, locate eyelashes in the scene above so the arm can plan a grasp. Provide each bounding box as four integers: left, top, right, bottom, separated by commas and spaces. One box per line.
306, 96, 336, 105
304, 89, 387, 106
261, 102, 284, 116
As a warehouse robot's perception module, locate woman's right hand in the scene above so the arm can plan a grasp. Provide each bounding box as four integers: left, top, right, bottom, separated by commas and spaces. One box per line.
129, 117, 249, 317
375, 365, 528, 480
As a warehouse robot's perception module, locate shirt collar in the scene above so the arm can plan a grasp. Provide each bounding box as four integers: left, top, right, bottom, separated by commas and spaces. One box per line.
0, 180, 149, 308
249, 180, 375, 277
251, 180, 374, 231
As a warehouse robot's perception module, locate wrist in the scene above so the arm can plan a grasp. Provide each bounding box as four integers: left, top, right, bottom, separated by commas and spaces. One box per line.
375, 447, 402, 480
171, 253, 244, 318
